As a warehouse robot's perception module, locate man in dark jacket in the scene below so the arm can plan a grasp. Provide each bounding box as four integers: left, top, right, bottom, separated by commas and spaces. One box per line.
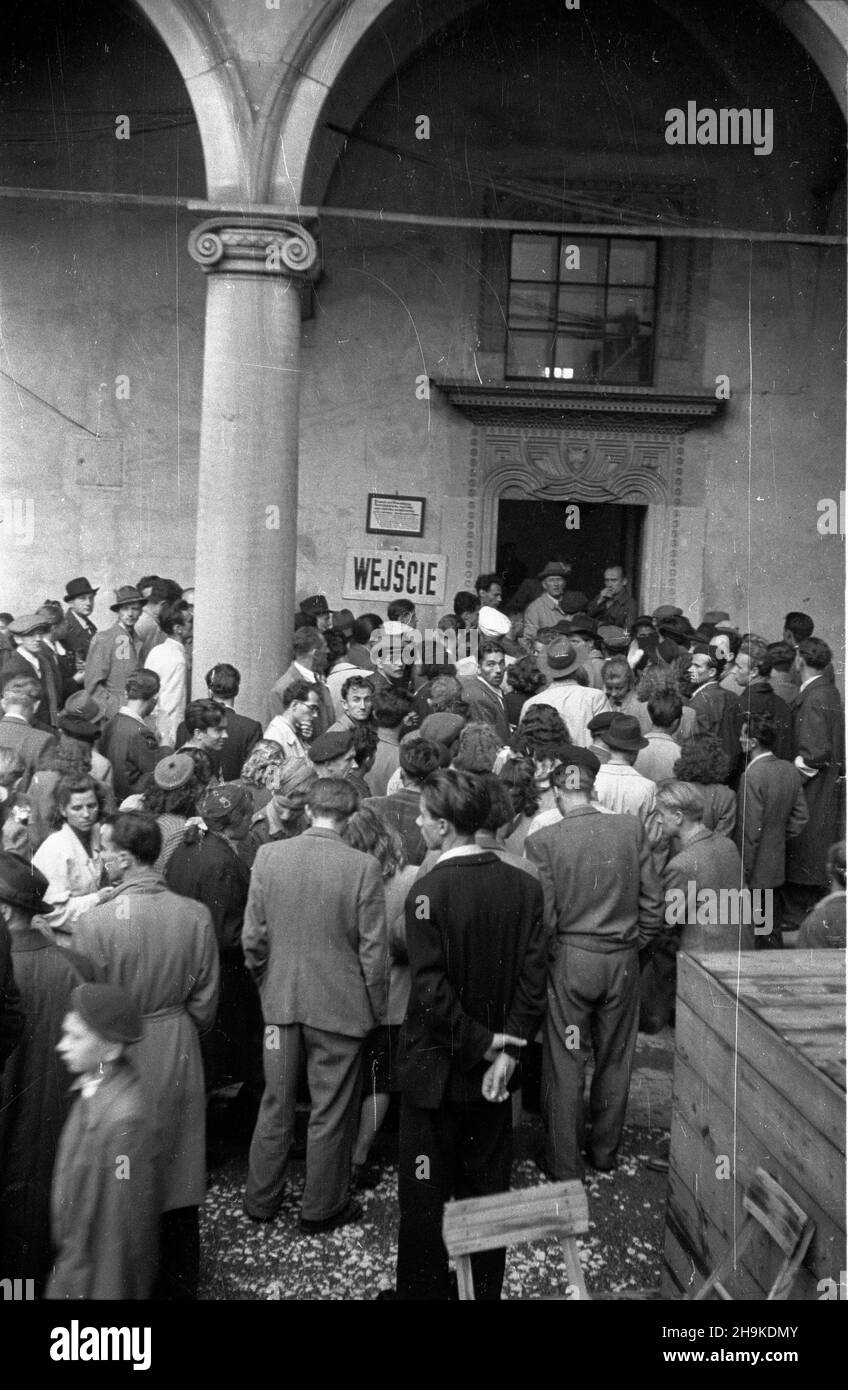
785, 638, 845, 923
97, 669, 162, 802
685, 642, 739, 767
363, 736, 442, 865
0, 855, 93, 1291
395, 769, 547, 1301
176, 663, 263, 781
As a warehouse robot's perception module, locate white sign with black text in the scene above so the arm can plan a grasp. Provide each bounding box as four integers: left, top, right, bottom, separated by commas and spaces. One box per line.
342, 549, 447, 604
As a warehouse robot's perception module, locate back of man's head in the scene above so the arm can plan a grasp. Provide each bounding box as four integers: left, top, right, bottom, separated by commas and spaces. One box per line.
110, 811, 162, 865
784, 611, 814, 644
399, 736, 442, 784
307, 776, 358, 823
421, 768, 490, 836
655, 778, 705, 823
798, 636, 831, 671
477, 772, 517, 833
373, 688, 412, 730
763, 640, 796, 674
647, 690, 683, 729
125, 669, 160, 703
292, 627, 326, 659
745, 712, 777, 748
387, 599, 415, 624
206, 663, 241, 699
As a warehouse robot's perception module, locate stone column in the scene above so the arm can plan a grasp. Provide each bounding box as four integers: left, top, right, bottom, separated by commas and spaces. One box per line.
187, 216, 319, 719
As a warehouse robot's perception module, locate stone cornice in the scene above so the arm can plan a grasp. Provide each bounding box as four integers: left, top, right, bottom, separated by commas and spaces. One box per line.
433, 380, 723, 431
188, 216, 321, 278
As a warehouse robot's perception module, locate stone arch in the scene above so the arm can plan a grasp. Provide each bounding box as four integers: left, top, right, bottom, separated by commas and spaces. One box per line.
263, 0, 847, 205
132, 0, 253, 199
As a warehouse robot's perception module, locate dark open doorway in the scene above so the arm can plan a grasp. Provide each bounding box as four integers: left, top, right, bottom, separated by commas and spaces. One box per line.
496, 499, 645, 608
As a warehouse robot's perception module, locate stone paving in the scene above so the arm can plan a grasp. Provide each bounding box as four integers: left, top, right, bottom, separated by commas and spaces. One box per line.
199, 1027, 676, 1300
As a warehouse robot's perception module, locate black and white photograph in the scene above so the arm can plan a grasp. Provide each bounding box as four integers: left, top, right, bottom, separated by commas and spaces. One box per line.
0, 0, 845, 1348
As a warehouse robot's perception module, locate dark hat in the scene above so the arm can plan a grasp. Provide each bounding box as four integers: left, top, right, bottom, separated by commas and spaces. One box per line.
597, 624, 628, 652
537, 561, 571, 579
656, 615, 695, 644
109, 586, 144, 611
587, 711, 616, 736
0, 853, 51, 915
64, 577, 99, 602
546, 638, 582, 675
153, 752, 196, 790
8, 613, 50, 636
689, 642, 713, 658
58, 691, 107, 740
308, 730, 354, 764
198, 782, 250, 824
300, 594, 330, 617
701, 610, 730, 626
633, 614, 656, 630
599, 713, 649, 752
560, 590, 590, 615
554, 745, 601, 778
332, 609, 356, 631
564, 613, 597, 638
652, 605, 683, 622
70, 982, 143, 1044
420, 712, 466, 748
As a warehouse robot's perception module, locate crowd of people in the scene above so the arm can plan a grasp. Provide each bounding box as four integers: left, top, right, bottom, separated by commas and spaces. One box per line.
0, 558, 843, 1301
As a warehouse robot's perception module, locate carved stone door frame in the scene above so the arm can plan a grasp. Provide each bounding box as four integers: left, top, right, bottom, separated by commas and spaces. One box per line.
469, 425, 707, 621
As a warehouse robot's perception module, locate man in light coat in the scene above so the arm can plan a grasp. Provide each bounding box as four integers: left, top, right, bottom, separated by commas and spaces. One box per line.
243, 777, 387, 1232
72, 811, 219, 1300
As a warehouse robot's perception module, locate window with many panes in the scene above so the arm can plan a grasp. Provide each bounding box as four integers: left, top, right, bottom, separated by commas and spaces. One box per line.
506, 233, 658, 384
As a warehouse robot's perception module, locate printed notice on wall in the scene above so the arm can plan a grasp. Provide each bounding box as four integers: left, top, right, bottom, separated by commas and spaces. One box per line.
342, 550, 446, 604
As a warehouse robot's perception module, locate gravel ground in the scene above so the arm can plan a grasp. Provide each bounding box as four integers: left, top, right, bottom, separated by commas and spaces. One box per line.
199, 1027, 675, 1301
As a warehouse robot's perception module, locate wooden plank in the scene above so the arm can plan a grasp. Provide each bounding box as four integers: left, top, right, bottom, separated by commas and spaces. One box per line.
443, 1182, 589, 1257
675, 998, 846, 1208
669, 1055, 843, 1274
677, 955, 846, 1134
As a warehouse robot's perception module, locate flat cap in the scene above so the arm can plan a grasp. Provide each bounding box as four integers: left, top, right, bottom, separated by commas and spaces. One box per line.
8, 613, 50, 636
0, 852, 51, 915
597, 624, 628, 651
587, 711, 616, 735
308, 730, 354, 764
478, 605, 511, 638
651, 604, 683, 622
70, 983, 143, 1044
300, 594, 330, 616
555, 745, 601, 777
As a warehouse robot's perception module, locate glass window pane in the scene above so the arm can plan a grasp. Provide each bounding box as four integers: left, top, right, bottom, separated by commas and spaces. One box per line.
608, 239, 656, 285
510, 234, 557, 282
559, 238, 606, 284
508, 284, 556, 330
556, 286, 604, 335
605, 288, 654, 333
554, 337, 603, 382
603, 289, 654, 383
506, 332, 554, 378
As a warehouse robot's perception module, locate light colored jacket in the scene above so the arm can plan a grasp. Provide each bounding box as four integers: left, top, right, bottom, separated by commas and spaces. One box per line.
32, 822, 106, 932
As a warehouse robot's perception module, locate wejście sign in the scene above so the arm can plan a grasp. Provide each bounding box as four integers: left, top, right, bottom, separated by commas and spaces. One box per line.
342, 550, 447, 604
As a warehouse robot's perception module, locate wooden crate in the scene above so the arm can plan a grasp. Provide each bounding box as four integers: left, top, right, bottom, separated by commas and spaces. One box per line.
663, 951, 845, 1300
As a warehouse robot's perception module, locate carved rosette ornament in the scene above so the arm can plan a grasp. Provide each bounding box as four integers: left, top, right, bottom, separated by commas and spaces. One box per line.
188, 218, 320, 278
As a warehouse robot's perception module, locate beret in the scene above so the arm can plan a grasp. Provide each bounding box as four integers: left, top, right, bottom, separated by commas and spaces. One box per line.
198, 782, 250, 823
70, 983, 143, 1044
308, 730, 354, 763
153, 752, 196, 790
478, 605, 511, 637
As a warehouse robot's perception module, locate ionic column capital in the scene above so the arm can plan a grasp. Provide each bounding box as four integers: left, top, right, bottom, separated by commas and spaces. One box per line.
188, 216, 320, 278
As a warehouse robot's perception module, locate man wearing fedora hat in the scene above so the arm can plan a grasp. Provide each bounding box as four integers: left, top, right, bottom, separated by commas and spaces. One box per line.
519, 638, 606, 748
299, 594, 332, 633
594, 714, 661, 845
83, 585, 144, 720
0, 855, 94, 1292
523, 561, 588, 643
62, 577, 99, 671
0, 614, 62, 730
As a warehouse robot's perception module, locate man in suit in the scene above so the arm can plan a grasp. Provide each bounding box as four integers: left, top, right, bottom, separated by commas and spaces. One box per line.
1, 615, 62, 730
729, 639, 793, 765
460, 642, 511, 743
736, 713, 809, 947
785, 638, 845, 924
364, 736, 442, 866
0, 680, 57, 790
393, 769, 546, 1301
175, 662, 262, 780
97, 670, 162, 803
266, 626, 334, 736
242, 777, 386, 1231
685, 641, 739, 766
657, 780, 755, 954
525, 749, 664, 1181
61, 577, 99, 673
84, 585, 144, 720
